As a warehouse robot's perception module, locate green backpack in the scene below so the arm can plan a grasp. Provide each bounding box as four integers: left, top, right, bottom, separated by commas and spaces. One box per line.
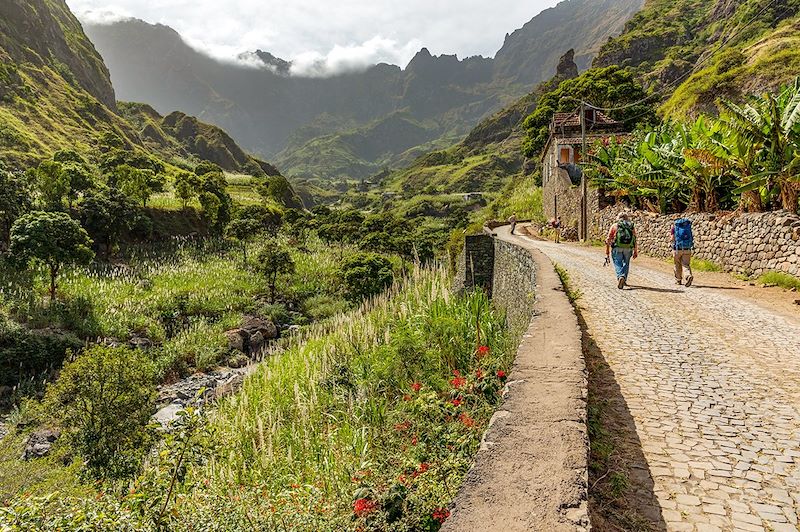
615, 220, 635, 248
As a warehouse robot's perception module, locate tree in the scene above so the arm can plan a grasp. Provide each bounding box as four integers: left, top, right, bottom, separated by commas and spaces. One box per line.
9, 211, 94, 301
522, 65, 656, 158
226, 217, 261, 265
79, 188, 137, 257
197, 171, 233, 232
34, 160, 69, 210
255, 244, 295, 303
114, 165, 166, 207
174, 171, 201, 209
341, 253, 394, 302
44, 345, 156, 479
0, 167, 32, 249
60, 162, 94, 208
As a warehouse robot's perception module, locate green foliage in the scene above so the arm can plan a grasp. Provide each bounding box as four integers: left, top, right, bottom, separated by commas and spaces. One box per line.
196, 172, 233, 232
225, 217, 261, 264
522, 66, 656, 158
254, 244, 296, 303
586, 79, 800, 214
9, 211, 94, 300
113, 164, 166, 207
0, 316, 83, 386
758, 271, 800, 290
0, 166, 32, 246
44, 345, 156, 480
174, 170, 201, 209
78, 188, 139, 256
340, 252, 394, 302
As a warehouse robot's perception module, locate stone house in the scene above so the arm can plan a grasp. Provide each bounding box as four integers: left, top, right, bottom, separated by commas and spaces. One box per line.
541, 107, 625, 240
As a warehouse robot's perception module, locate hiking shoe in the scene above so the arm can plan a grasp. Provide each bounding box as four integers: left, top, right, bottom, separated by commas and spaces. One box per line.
618, 277, 625, 289
685, 275, 694, 288
676, 279, 682, 286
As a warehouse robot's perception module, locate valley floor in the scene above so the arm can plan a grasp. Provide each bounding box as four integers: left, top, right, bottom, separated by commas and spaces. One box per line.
504, 228, 800, 532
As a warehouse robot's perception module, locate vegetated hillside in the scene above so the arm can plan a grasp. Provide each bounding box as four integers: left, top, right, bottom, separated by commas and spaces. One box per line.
384, 50, 582, 196
120, 103, 281, 176
593, 0, 800, 117
493, 0, 644, 86
0, 0, 285, 180
83, 0, 643, 182
0, 0, 144, 166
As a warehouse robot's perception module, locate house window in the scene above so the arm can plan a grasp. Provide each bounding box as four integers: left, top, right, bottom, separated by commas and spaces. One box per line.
559, 147, 571, 164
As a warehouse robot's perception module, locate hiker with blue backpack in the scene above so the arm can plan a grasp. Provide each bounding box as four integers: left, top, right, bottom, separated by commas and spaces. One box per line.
672, 217, 695, 287
605, 212, 638, 289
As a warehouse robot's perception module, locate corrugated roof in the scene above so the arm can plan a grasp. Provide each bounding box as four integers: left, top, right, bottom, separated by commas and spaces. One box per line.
552, 109, 621, 128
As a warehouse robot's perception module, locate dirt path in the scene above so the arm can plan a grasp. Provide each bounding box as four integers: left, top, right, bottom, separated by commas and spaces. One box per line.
508, 231, 800, 532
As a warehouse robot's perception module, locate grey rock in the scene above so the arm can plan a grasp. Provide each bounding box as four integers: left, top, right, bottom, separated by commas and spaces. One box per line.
22, 429, 60, 460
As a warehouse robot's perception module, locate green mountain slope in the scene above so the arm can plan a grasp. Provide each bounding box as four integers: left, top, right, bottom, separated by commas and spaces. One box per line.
0, 0, 283, 178
0, 0, 144, 166
594, 0, 800, 116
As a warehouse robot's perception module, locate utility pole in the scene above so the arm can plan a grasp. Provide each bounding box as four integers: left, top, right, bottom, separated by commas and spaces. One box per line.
580, 101, 588, 241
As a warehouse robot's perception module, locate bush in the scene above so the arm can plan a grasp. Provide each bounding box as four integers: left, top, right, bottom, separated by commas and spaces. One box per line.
758, 271, 800, 290
44, 345, 157, 480
0, 317, 82, 386
341, 252, 394, 302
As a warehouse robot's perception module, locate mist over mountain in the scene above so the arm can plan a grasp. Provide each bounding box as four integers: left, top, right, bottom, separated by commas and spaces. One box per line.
83, 0, 644, 181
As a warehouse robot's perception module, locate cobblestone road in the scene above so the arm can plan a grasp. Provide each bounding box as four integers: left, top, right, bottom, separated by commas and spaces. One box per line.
519, 237, 800, 532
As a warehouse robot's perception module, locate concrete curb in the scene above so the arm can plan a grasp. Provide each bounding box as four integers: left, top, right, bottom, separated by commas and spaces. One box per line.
443, 226, 589, 531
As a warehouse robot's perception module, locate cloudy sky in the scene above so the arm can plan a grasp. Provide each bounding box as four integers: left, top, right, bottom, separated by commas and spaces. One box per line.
67, 0, 561, 75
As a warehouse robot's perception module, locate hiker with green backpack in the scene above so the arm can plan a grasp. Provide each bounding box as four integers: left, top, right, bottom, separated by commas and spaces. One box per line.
672, 217, 694, 287
605, 212, 638, 289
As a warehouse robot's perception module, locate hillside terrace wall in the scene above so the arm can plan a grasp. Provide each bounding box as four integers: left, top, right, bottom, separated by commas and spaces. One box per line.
455, 233, 536, 332
590, 207, 800, 278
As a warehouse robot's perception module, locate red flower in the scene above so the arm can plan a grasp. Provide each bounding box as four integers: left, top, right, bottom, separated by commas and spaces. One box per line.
433, 508, 450, 523
398, 474, 407, 483
450, 376, 466, 388
476, 345, 490, 358
496, 370, 507, 380
411, 382, 422, 392
418, 462, 430, 474
452, 370, 461, 377
403, 394, 412, 401
411, 436, 418, 446
450, 398, 462, 407
459, 413, 476, 428
475, 369, 484, 379
353, 498, 378, 517
291, 483, 300, 489
394, 421, 411, 432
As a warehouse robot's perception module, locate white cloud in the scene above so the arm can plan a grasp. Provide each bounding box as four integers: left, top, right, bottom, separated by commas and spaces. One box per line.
67, 0, 561, 76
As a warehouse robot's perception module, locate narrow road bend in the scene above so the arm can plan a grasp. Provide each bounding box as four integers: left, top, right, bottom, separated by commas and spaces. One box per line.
499, 227, 800, 532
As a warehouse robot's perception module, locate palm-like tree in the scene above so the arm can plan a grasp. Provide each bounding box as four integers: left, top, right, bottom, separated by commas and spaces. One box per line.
719, 78, 800, 213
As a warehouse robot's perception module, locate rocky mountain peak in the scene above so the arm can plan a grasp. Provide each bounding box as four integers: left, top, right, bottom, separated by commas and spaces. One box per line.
556, 49, 579, 79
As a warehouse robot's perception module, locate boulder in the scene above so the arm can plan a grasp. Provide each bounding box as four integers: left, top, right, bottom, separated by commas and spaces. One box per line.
153, 403, 183, 428
241, 316, 278, 340
225, 329, 248, 353
128, 336, 153, 350
22, 429, 60, 460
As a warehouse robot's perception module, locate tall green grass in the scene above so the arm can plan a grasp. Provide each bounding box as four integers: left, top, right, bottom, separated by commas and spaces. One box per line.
1, 265, 515, 531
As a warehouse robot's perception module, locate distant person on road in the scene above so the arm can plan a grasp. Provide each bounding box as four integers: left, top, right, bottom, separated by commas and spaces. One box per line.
605, 212, 638, 289
508, 214, 517, 235
671, 217, 694, 287
554, 216, 562, 243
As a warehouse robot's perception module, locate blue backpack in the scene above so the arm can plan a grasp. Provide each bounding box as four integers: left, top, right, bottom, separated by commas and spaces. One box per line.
674, 218, 694, 250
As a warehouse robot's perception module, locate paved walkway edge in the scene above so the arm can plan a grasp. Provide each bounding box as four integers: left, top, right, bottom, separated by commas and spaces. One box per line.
443, 229, 589, 532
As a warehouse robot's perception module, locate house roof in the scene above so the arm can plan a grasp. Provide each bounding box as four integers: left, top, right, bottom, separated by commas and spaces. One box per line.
552, 109, 621, 128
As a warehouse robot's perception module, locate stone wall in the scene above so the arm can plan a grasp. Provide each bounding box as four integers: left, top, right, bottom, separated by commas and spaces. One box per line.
455, 234, 537, 332
590, 207, 800, 278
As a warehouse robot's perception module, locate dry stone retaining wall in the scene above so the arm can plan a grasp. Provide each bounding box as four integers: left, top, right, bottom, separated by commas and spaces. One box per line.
590, 207, 800, 278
